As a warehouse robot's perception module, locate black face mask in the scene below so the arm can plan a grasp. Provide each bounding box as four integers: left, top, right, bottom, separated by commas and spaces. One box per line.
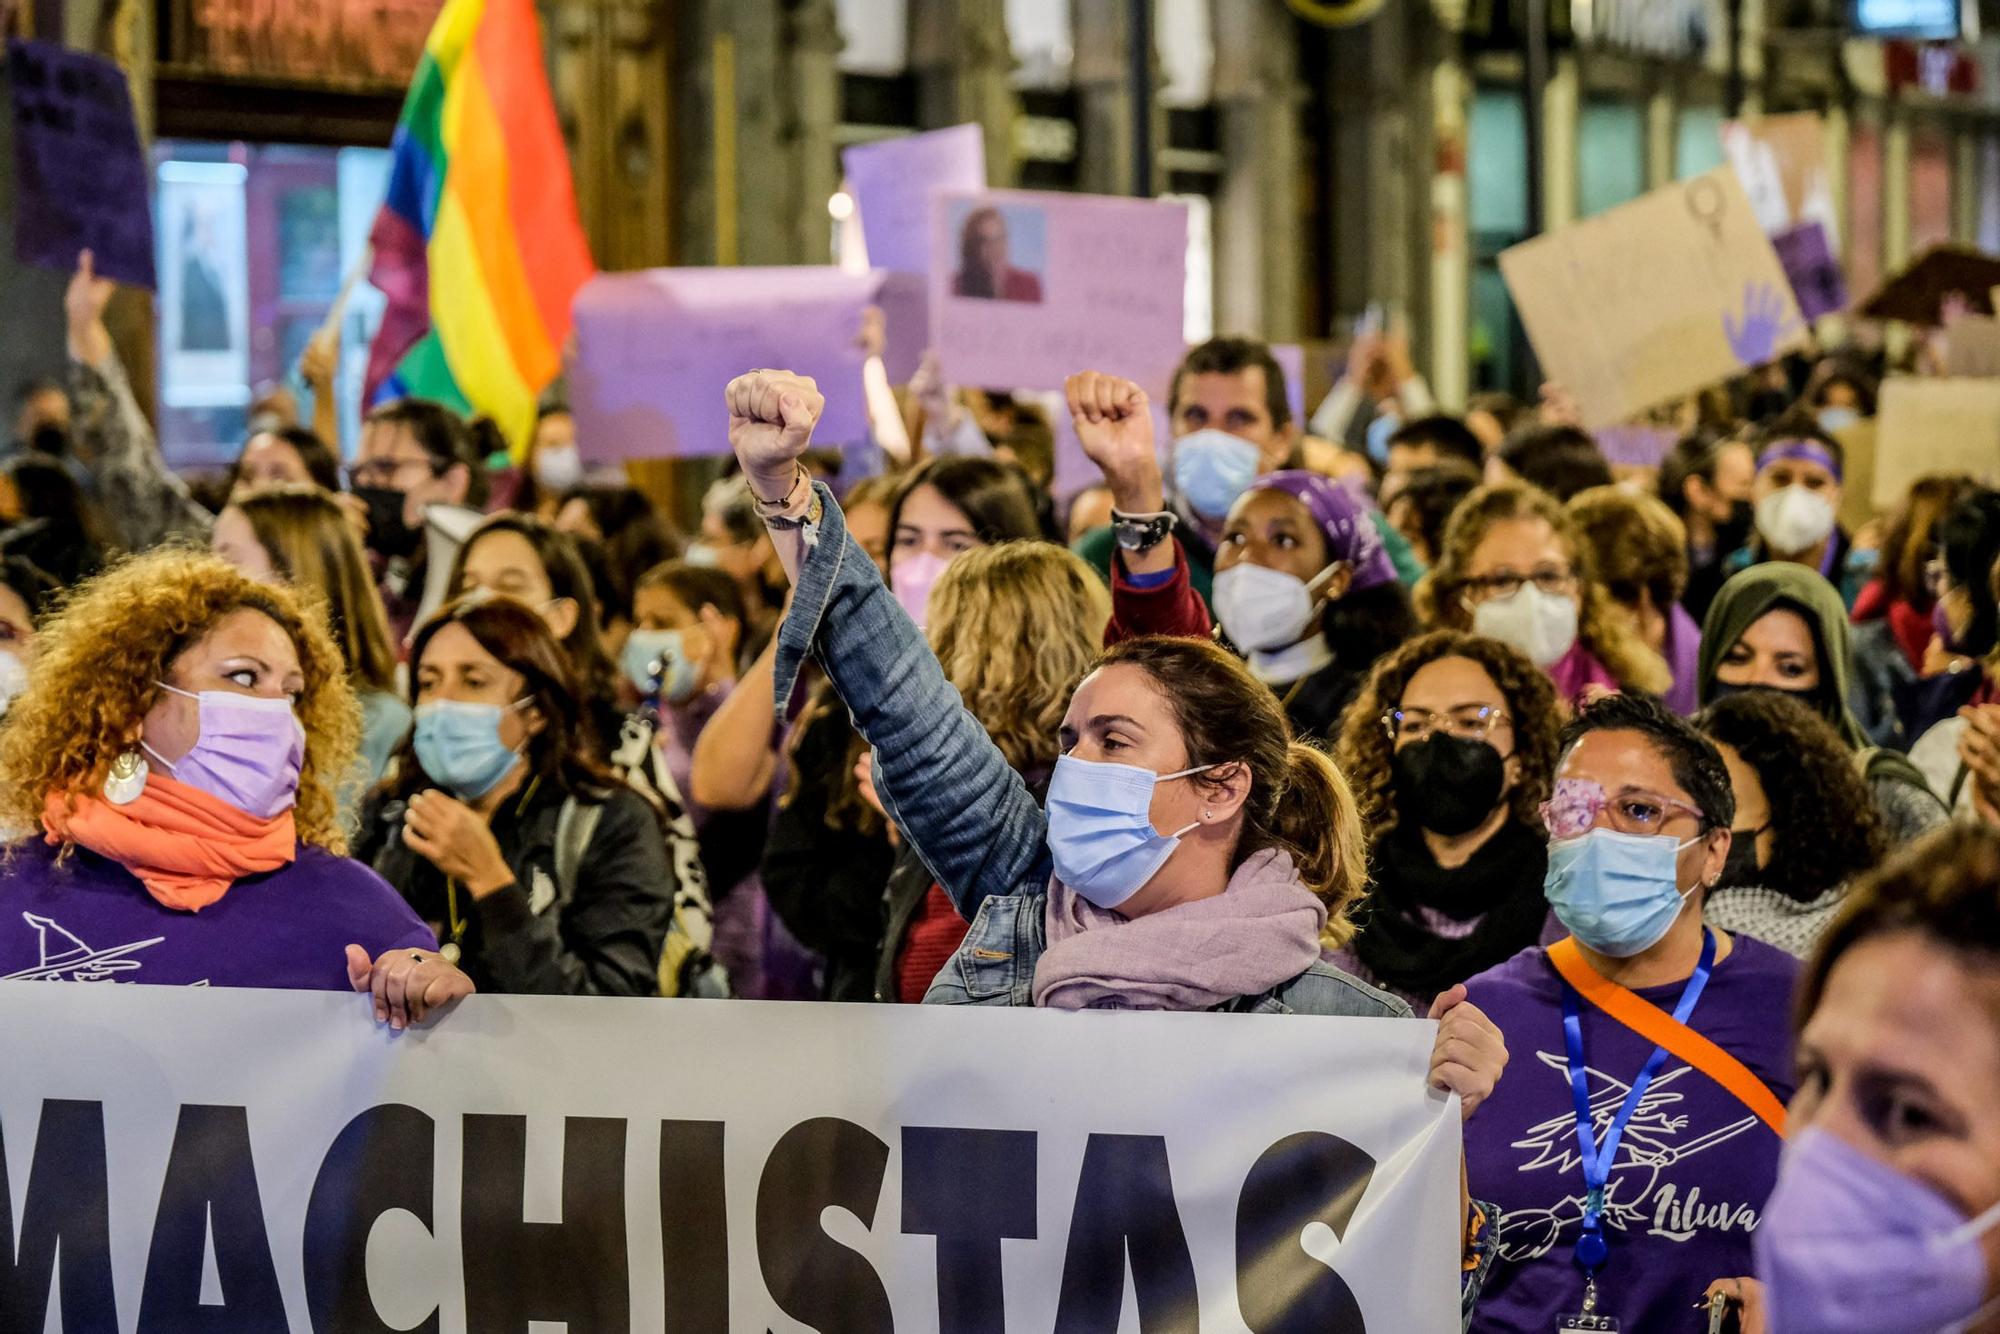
1714, 499, 1755, 553
352, 485, 422, 560
1717, 825, 1767, 890
25, 423, 68, 458
1391, 734, 1507, 837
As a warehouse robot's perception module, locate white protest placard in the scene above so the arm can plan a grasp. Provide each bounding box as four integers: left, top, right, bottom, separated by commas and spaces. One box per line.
1872, 377, 2000, 509
1499, 167, 1808, 429
931, 188, 1189, 397
0, 984, 1461, 1332
842, 123, 987, 276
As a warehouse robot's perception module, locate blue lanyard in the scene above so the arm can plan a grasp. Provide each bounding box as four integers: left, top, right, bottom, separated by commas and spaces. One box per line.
1561, 927, 1716, 1276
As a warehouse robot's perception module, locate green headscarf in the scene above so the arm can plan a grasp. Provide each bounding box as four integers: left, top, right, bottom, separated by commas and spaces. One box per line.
1696, 562, 1868, 750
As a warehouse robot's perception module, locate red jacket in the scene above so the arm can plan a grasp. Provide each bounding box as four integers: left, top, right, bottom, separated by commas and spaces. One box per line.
1105, 540, 1211, 645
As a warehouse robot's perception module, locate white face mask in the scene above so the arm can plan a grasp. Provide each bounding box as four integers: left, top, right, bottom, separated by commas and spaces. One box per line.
0, 649, 25, 717
1470, 583, 1579, 668
1211, 562, 1329, 652
1756, 485, 1837, 555
533, 443, 584, 493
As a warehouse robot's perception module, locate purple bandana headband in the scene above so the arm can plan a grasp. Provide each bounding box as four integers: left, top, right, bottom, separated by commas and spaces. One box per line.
1246, 470, 1397, 591
1757, 438, 1843, 483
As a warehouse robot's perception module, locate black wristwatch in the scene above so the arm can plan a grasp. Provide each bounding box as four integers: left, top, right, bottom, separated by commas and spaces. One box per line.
1112, 508, 1176, 553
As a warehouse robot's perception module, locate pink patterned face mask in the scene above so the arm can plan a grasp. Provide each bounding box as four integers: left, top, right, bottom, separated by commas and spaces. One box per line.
142, 684, 304, 821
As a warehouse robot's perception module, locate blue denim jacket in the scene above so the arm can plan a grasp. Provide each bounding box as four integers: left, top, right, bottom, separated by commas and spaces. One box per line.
771, 485, 1408, 1020
771, 487, 1495, 1326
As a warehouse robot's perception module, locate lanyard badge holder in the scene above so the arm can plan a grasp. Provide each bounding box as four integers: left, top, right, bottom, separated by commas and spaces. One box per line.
1555, 929, 1717, 1334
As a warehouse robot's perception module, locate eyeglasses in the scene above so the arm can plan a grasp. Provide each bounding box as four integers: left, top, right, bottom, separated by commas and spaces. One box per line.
1383, 704, 1512, 743
1460, 568, 1578, 602
346, 455, 440, 487
1540, 777, 1707, 840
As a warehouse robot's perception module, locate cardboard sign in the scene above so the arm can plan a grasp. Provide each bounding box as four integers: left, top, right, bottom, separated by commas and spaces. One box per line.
1772, 221, 1848, 320
7, 39, 154, 288
1498, 168, 1807, 429
1721, 113, 1836, 242
1944, 314, 2000, 379
1872, 377, 2000, 509
0, 981, 1465, 1331
568, 267, 926, 461
842, 123, 986, 276
931, 188, 1188, 396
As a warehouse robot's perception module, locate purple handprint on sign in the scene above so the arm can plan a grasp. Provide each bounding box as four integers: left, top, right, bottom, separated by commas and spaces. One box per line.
1722, 281, 1800, 368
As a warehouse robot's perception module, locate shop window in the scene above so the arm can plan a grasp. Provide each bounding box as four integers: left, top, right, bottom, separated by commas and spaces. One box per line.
1911, 125, 1953, 252
1156, 0, 1213, 108
153, 140, 389, 469
1008, 0, 1073, 90
1676, 106, 1726, 180
836, 0, 910, 75
1578, 98, 1645, 217
1469, 89, 1529, 396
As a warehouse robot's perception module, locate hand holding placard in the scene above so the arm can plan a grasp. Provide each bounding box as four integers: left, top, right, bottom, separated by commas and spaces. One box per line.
64, 248, 114, 368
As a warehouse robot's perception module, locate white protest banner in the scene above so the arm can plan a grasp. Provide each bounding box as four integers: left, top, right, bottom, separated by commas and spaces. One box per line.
932, 188, 1188, 397
843, 124, 987, 276
1872, 377, 2000, 509
1499, 167, 1808, 429
0, 983, 1461, 1332
568, 266, 925, 462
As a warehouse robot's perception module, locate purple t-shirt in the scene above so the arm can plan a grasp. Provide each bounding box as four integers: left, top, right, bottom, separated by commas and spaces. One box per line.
0, 838, 435, 990
1462, 936, 1800, 1334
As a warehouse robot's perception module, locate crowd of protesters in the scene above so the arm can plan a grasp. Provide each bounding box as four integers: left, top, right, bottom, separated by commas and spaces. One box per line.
2, 251, 1997, 1333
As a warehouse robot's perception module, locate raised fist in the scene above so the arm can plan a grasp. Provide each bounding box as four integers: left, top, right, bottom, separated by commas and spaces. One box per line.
726, 370, 825, 498
1065, 370, 1161, 513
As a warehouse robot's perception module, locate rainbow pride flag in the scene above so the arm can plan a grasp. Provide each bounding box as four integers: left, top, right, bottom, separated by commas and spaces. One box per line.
364, 0, 593, 453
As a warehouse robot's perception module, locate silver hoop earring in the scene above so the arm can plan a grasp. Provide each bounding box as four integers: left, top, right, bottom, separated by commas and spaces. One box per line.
103, 749, 149, 805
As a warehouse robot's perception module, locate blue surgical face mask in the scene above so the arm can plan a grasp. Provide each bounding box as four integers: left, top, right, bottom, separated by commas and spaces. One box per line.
1543, 827, 1705, 958
622, 628, 700, 703
1365, 410, 1402, 463
1816, 405, 1861, 435
1044, 754, 1217, 909
1171, 429, 1262, 522
412, 698, 529, 799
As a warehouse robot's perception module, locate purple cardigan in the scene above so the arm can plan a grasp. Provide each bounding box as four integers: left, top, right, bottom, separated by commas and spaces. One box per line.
0, 838, 435, 990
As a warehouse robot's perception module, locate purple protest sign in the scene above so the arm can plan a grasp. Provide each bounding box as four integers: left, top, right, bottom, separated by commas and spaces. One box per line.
1270, 344, 1308, 431
931, 188, 1188, 397
1594, 424, 1680, 468
842, 124, 986, 277
1772, 221, 1847, 321
8, 40, 153, 289
569, 268, 922, 462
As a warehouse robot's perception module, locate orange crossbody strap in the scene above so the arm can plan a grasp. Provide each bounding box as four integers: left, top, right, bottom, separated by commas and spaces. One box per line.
1547, 937, 1788, 1139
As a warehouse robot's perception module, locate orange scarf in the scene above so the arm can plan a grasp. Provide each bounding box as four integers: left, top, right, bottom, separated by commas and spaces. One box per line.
43, 773, 298, 912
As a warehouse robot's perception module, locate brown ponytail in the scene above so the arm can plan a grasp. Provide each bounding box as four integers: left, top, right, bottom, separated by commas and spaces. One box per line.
1093, 638, 1369, 944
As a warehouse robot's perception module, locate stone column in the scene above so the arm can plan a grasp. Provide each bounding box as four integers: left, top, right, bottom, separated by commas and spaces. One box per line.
1072, 0, 1159, 197
911, 0, 1017, 183
671, 0, 796, 267
785, 0, 843, 263
1211, 0, 1306, 341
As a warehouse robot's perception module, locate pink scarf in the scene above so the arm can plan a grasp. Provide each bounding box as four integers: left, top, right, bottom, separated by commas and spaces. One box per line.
1032, 848, 1328, 1010
1548, 639, 1621, 706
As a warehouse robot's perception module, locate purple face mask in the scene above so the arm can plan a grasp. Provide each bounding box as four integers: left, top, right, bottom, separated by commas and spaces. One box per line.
142, 684, 305, 821
891, 549, 953, 630
1755, 1127, 2000, 1334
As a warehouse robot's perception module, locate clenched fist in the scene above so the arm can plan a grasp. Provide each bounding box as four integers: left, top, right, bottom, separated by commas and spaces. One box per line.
726, 370, 825, 501
1065, 370, 1161, 513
